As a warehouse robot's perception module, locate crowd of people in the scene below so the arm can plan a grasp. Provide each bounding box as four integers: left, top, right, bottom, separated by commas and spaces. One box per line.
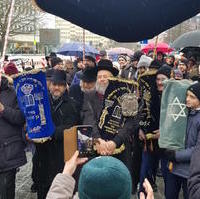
0, 48, 200, 199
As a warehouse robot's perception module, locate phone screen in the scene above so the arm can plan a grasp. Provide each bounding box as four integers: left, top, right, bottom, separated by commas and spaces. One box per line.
77, 126, 96, 157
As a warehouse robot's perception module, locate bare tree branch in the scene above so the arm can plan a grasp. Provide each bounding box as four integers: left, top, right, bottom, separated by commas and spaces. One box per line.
0, 0, 44, 53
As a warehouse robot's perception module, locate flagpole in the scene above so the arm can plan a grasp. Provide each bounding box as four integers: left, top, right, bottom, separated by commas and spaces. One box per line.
1, 0, 15, 68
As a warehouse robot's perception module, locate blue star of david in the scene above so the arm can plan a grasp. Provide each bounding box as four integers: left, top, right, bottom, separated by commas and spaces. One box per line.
168, 97, 186, 122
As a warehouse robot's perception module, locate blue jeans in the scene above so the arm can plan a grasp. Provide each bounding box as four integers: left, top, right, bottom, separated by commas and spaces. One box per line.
165, 172, 188, 199
139, 150, 168, 192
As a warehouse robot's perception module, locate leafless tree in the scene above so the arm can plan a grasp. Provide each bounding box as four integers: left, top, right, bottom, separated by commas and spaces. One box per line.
0, 0, 43, 54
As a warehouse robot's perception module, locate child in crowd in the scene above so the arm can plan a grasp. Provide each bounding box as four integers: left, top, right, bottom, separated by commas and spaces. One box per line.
164, 82, 200, 199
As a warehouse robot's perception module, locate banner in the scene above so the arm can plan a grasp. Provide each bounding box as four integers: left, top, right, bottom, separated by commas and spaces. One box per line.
13, 70, 55, 142
159, 79, 191, 150
98, 77, 138, 141
137, 69, 160, 133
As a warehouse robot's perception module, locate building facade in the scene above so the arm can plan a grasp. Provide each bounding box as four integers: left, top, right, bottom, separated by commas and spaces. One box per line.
55, 17, 112, 49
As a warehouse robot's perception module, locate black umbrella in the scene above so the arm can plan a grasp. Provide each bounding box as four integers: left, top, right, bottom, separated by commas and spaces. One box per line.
180, 47, 200, 62
171, 30, 200, 49
33, 0, 200, 42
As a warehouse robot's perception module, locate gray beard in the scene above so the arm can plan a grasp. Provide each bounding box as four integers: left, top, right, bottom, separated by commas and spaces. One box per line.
81, 87, 96, 94
95, 82, 108, 95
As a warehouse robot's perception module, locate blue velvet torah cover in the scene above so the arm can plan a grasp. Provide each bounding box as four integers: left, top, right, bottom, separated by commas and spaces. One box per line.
13, 71, 55, 140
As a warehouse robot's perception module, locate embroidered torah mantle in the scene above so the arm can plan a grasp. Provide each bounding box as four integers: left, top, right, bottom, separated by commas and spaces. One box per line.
13, 70, 55, 142
159, 79, 191, 150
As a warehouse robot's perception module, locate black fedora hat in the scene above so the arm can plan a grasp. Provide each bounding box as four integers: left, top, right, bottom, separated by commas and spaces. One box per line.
45, 68, 54, 80
80, 67, 97, 83
50, 69, 67, 85
97, 59, 119, 77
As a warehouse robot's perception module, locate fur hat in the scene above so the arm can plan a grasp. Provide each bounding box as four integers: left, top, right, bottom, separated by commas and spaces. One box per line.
4, 62, 18, 76
137, 55, 152, 68
78, 156, 132, 199
80, 67, 97, 82
188, 82, 200, 101
97, 59, 119, 76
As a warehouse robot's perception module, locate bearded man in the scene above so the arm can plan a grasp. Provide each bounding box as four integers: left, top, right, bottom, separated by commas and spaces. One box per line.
35, 70, 79, 199
81, 59, 118, 130
69, 67, 97, 121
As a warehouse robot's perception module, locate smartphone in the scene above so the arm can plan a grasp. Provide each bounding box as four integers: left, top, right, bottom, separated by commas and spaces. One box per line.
77, 125, 97, 157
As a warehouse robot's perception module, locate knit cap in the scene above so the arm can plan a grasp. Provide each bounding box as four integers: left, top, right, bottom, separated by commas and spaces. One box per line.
187, 82, 200, 101
4, 62, 18, 76
78, 156, 132, 199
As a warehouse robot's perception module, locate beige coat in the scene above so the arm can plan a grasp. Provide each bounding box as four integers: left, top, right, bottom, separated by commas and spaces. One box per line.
46, 173, 79, 199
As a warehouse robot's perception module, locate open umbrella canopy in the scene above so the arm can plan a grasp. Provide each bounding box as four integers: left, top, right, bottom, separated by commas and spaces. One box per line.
107, 47, 134, 56
141, 42, 174, 54
57, 42, 99, 56
171, 30, 200, 49
107, 47, 134, 61
34, 0, 200, 42
180, 47, 200, 62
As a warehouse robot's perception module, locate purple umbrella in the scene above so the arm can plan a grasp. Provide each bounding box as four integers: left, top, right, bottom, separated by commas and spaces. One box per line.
107, 47, 134, 61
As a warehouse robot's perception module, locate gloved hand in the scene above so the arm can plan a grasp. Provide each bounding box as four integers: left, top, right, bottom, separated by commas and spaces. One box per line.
164, 149, 176, 162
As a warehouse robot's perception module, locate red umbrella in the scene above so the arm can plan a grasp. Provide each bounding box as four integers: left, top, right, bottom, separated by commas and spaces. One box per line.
141, 42, 174, 54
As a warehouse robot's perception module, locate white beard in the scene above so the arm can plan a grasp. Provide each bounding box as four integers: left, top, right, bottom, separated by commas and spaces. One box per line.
95, 81, 109, 95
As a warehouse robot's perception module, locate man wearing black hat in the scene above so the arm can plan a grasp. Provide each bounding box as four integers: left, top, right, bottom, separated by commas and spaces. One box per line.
121, 51, 144, 80
71, 55, 96, 86
35, 70, 79, 199
69, 67, 97, 117
139, 64, 172, 193
51, 57, 64, 70
45, 52, 57, 69
82, 59, 119, 135
82, 60, 140, 194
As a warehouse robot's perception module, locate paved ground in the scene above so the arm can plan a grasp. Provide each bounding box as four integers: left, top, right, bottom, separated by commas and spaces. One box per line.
16, 152, 36, 199
15, 152, 169, 199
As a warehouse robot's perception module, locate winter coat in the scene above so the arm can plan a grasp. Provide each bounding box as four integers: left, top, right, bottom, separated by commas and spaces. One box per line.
172, 109, 200, 178
188, 133, 200, 199
81, 91, 103, 138
0, 76, 26, 172
121, 64, 137, 80
35, 92, 79, 187
46, 173, 79, 199
69, 84, 84, 113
